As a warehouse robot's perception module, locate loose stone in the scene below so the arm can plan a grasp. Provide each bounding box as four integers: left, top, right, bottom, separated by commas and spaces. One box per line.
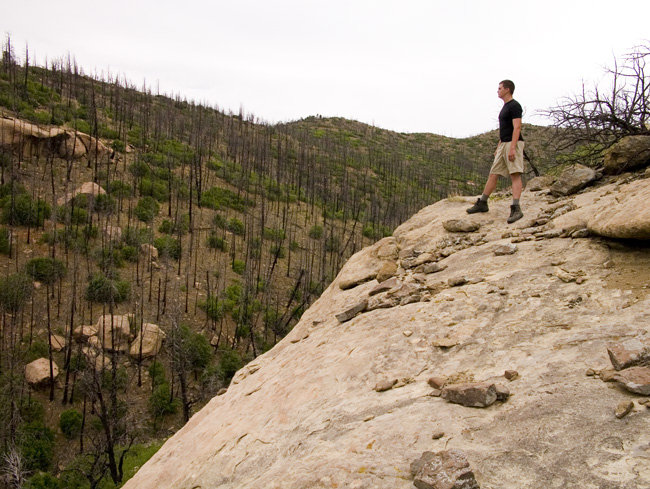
615, 401, 634, 419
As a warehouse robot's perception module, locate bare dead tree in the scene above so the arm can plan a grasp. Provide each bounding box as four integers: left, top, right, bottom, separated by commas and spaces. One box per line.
541, 42, 650, 162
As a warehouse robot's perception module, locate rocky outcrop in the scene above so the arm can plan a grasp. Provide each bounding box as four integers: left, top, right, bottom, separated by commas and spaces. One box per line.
125, 174, 650, 489
0, 115, 109, 160
603, 135, 650, 174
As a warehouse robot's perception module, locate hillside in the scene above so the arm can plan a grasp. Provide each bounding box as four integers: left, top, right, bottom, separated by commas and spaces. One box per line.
124, 162, 650, 489
0, 42, 565, 488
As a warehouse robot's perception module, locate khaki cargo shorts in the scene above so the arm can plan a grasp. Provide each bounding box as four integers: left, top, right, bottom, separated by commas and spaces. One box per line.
490, 141, 525, 177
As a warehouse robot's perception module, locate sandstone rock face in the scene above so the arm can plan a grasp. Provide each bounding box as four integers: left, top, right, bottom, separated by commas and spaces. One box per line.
550, 164, 599, 196
25, 358, 59, 387
96, 314, 132, 352
603, 135, 650, 174
125, 183, 650, 489
130, 323, 166, 359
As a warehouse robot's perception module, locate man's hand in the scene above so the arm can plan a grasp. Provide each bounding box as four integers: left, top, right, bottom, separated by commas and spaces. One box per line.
508, 145, 516, 162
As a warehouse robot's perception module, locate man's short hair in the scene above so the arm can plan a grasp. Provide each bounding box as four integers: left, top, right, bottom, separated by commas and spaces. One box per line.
500, 80, 515, 95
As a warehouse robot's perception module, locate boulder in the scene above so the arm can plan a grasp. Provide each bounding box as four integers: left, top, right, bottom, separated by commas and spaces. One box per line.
57, 181, 107, 206
73, 325, 97, 343
613, 366, 650, 395
550, 164, 599, 196
603, 135, 650, 174
140, 243, 159, 261
441, 382, 498, 408
96, 314, 132, 352
50, 334, 66, 352
25, 358, 59, 387
0, 115, 108, 160
335, 299, 368, 323
411, 449, 480, 489
607, 335, 650, 371
587, 178, 650, 239
375, 261, 398, 283
130, 323, 166, 359
443, 219, 480, 233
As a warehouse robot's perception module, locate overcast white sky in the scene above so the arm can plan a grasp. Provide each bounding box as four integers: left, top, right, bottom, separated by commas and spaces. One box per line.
2, 0, 649, 137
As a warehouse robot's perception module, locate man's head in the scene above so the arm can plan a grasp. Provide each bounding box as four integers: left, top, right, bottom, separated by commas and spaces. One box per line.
499, 80, 515, 96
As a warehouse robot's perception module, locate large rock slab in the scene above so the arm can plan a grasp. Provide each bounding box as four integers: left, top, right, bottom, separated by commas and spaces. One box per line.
124, 188, 650, 489
25, 358, 59, 387
603, 135, 650, 174
587, 178, 650, 239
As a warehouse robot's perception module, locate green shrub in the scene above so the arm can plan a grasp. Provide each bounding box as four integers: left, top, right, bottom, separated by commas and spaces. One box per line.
148, 382, 180, 420
0, 272, 32, 312
0, 227, 12, 253
308, 225, 323, 239
263, 227, 286, 241
24, 340, 49, 363
134, 196, 159, 223
270, 245, 286, 259
111, 139, 126, 153
154, 236, 181, 260
201, 186, 253, 212
121, 245, 138, 263
232, 259, 245, 275
2, 193, 51, 227
218, 348, 243, 382
148, 361, 166, 387
25, 471, 60, 489
19, 421, 55, 472
59, 409, 83, 440
213, 213, 227, 229
93, 193, 116, 213
123, 226, 152, 246
158, 214, 189, 235
227, 218, 245, 236
199, 296, 224, 321
107, 179, 132, 198
25, 257, 66, 285
85, 273, 131, 303
206, 232, 227, 251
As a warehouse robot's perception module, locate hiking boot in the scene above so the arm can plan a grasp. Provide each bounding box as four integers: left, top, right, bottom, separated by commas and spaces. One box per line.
507, 204, 524, 224
466, 198, 489, 214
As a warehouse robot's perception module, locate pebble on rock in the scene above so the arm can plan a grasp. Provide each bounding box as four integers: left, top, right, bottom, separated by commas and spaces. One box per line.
374, 379, 398, 392
615, 401, 634, 419
504, 370, 519, 381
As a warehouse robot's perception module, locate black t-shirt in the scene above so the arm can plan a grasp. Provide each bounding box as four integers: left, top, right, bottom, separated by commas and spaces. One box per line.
499, 99, 524, 142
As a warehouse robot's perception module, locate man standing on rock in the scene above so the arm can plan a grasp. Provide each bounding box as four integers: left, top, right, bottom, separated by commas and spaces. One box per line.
467, 80, 524, 223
